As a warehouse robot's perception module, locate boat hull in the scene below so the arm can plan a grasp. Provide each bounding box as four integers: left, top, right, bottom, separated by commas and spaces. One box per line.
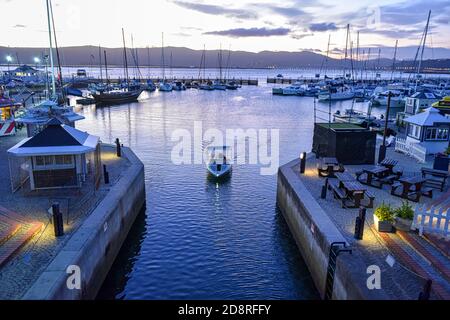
91, 89, 143, 104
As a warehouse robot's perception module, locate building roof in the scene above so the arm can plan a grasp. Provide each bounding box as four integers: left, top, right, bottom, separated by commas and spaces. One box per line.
404, 107, 450, 126
410, 91, 440, 100
12, 65, 39, 73
8, 118, 99, 156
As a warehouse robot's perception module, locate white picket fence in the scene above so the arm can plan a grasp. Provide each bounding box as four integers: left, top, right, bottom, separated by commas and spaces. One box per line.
394, 137, 427, 163
412, 205, 450, 238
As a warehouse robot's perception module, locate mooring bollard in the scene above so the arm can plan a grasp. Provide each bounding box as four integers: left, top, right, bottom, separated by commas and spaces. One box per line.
115, 138, 122, 157
354, 207, 366, 240
321, 178, 328, 199
52, 202, 64, 237
103, 164, 110, 184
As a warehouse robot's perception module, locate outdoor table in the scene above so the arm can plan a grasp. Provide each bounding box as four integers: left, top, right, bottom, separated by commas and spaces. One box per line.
339, 179, 367, 208
335, 172, 355, 182
318, 157, 340, 177
380, 158, 398, 172
362, 166, 389, 186
398, 176, 427, 201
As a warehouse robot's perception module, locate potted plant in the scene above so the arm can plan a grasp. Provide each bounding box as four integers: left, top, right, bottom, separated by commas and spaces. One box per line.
433, 147, 450, 171
394, 200, 415, 231
374, 202, 395, 233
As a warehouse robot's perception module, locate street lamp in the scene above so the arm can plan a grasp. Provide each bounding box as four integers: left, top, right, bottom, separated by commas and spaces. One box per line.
34, 57, 40, 69
6, 55, 12, 72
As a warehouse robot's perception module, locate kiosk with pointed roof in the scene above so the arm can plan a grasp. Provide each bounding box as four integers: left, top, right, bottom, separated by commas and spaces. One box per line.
404, 107, 450, 155
7, 118, 101, 191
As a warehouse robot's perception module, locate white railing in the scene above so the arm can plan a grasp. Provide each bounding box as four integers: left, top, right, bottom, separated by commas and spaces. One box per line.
410, 143, 427, 163
412, 205, 449, 238
394, 137, 410, 154
394, 137, 427, 163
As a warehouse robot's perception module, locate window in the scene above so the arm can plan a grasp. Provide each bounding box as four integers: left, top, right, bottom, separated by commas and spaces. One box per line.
34, 155, 75, 170
55, 155, 73, 165
425, 127, 449, 141
408, 124, 421, 139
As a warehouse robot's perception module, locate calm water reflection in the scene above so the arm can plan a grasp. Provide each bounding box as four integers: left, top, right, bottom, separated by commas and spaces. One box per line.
74, 84, 375, 299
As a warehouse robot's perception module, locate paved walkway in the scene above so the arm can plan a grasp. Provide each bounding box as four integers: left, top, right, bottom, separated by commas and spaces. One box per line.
297, 145, 450, 299
0, 129, 130, 299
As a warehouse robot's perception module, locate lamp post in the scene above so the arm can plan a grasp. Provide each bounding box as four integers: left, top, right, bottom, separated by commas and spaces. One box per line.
378, 91, 392, 163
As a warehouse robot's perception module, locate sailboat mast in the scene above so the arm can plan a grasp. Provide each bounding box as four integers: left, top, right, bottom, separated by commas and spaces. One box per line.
46, 0, 56, 96
417, 10, 431, 76
122, 28, 130, 88
104, 50, 109, 84
343, 24, 349, 79
98, 45, 103, 82
391, 40, 398, 81
356, 31, 359, 81
161, 33, 165, 80
49, 0, 63, 89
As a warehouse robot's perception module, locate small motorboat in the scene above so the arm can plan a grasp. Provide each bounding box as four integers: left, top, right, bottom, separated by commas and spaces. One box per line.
206, 146, 232, 178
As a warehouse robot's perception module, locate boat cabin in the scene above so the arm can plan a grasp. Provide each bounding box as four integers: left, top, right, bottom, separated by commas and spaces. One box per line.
7, 118, 101, 192
404, 107, 450, 155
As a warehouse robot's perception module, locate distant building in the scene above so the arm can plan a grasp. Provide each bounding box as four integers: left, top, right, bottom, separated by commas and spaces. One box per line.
404, 107, 450, 155
4, 65, 46, 83
404, 91, 441, 115
7, 118, 101, 192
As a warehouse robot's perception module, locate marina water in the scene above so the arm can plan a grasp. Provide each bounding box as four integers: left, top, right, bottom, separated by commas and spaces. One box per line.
73, 77, 401, 300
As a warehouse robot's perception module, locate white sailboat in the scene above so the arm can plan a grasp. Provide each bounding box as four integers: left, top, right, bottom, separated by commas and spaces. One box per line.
159, 32, 173, 92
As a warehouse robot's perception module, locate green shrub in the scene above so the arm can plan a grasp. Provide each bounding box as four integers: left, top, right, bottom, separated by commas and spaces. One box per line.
374, 202, 395, 222
394, 200, 414, 220
444, 147, 450, 156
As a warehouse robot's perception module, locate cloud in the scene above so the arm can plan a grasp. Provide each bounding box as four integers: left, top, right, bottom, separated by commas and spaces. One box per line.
13, 24, 26, 28
172, 1, 257, 20
309, 23, 338, 32
358, 27, 423, 39
266, 5, 306, 18
290, 33, 314, 40
380, 0, 450, 26
204, 27, 291, 37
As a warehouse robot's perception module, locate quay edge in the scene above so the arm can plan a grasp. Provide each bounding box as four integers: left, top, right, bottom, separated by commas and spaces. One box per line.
22, 146, 146, 300
276, 155, 387, 300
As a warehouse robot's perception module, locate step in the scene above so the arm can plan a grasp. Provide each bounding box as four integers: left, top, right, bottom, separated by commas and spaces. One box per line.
378, 231, 450, 300
0, 220, 21, 246
0, 222, 44, 268
398, 231, 450, 282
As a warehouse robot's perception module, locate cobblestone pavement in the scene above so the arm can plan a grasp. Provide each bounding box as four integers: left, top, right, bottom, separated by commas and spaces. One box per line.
0, 129, 130, 299
297, 145, 449, 300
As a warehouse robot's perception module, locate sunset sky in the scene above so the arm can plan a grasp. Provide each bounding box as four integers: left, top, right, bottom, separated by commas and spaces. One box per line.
1, 0, 449, 55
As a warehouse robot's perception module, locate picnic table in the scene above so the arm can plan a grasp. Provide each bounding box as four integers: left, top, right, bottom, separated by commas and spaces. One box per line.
357, 166, 390, 188
380, 158, 398, 172
318, 157, 343, 177
391, 176, 430, 202
331, 172, 374, 208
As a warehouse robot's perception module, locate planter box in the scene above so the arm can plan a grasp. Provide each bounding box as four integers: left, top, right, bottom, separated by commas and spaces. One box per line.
374, 214, 395, 233
395, 217, 413, 231
433, 156, 450, 171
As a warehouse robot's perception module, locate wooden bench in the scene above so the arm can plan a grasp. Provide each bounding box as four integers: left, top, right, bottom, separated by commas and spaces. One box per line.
420, 186, 433, 198
328, 181, 348, 208
391, 181, 402, 196
421, 168, 449, 192
364, 190, 375, 208
379, 174, 400, 186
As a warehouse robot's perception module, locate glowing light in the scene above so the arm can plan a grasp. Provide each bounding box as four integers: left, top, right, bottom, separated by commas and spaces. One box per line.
34, 57, 40, 63
6, 55, 12, 62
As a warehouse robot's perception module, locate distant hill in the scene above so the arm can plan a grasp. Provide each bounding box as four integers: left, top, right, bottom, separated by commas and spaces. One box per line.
1, 46, 449, 71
